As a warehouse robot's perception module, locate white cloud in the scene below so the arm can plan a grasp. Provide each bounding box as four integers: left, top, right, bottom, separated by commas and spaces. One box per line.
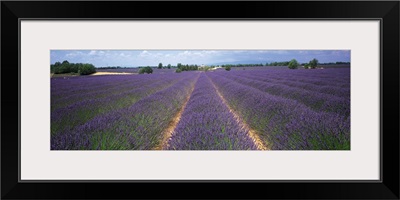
138, 50, 150, 57
177, 50, 216, 58
119, 52, 130, 58
204, 50, 218, 54
180, 51, 191, 56
65, 51, 85, 58
87, 50, 108, 56
267, 50, 289, 54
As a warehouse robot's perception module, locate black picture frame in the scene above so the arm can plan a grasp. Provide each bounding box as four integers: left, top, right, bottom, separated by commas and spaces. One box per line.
2, 1, 399, 199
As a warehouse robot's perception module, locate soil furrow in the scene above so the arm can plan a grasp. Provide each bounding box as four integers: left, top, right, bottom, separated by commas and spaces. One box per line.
153, 74, 200, 150
206, 74, 269, 150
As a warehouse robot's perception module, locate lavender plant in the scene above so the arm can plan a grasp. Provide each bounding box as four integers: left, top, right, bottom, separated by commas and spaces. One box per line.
166, 74, 257, 150
207, 72, 350, 150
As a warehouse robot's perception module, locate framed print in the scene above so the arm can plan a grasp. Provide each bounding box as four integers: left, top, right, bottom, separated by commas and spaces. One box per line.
2, 1, 399, 200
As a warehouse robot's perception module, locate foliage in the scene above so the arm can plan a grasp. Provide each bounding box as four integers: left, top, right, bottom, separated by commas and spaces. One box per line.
139, 66, 153, 74
177, 63, 199, 71
51, 60, 96, 75
158, 63, 163, 69
309, 58, 318, 69
167, 64, 171, 69
225, 66, 231, 71
335, 61, 350, 65
198, 66, 211, 72
78, 64, 97, 75
288, 59, 299, 69
176, 68, 182, 73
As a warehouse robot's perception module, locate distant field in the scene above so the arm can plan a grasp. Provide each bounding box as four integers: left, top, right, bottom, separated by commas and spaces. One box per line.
229, 64, 350, 71
96, 68, 177, 74
316, 64, 351, 68
95, 64, 350, 73
96, 68, 140, 73
51, 68, 350, 150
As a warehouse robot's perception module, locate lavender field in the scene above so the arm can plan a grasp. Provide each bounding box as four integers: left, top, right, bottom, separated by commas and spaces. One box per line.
51, 68, 350, 150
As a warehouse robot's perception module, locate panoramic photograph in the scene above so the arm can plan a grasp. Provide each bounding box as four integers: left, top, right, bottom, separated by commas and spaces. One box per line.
50, 50, 350, 150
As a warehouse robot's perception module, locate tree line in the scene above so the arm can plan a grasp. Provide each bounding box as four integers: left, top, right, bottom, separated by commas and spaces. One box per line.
220, 60, 349, 69
51, 60, 96, 75
318, 62, 350, 65
288, 58, 319, 69
134, 59, 348, 74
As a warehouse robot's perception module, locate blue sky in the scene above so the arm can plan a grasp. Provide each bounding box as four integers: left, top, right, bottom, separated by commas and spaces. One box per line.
51, 50, 350, 67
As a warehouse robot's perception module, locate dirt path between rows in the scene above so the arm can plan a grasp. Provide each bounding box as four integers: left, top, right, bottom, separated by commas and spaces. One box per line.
153, 74, 200, 150
206, 75, 269, 150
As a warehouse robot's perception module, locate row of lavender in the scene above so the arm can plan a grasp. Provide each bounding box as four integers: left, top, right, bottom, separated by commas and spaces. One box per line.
166, 73, 257, 150
51, 73, 199, 150
219, 70, 350, 117
206, 69, 350, 150
51, 68, 350, 150
52, 74, 181, 110
228, 68, 350, 87
51, 74, 185, 136
52, 75, 132, 99
233, 69, 350, 98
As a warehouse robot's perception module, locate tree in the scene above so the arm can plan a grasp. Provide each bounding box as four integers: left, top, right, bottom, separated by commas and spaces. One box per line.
175, 68, 182, 73
139, 66, 153, 74
51, 62, 61, 73
78, 64, 96, 75
158, 63, 163, 69
309, 58, 318, 69
304, 64, 310, 69
59, 60, 71, 73
288, 59, 299, 69
167, 64, 171, 69
225, 66, 231, 71
51, 60, 96, 75
69, 63, 79, 73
